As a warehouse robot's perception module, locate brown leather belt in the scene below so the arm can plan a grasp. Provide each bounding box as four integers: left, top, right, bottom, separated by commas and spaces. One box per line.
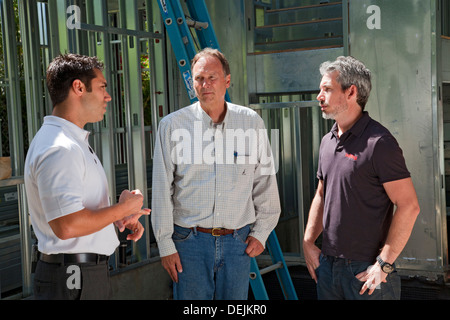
194, 227, 235, 236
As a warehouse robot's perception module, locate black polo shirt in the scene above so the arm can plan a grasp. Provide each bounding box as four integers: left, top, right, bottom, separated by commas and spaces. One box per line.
317, 112, 410, 262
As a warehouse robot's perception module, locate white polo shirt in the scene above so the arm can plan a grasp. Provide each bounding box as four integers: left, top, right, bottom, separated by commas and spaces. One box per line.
24, 116, 119, 255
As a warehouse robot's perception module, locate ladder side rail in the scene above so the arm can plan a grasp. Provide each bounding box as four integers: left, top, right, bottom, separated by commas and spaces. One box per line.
185, 0, 220, 50
167, 0, 198, 60
157, 0, 198, 102
185, 0, 231, 102
250, 257, 270, 300
266, 231, 299, 300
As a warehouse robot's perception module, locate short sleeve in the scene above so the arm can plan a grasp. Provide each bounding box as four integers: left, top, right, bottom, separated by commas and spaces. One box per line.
372, 135, 410, 184
35, 145, 86, 222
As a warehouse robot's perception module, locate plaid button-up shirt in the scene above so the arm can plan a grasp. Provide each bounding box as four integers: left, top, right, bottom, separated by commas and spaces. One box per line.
151, 102, 281, 257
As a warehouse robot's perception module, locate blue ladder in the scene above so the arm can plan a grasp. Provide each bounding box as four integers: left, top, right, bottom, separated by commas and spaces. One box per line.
157, 0, 297, 300
157, 0, 229, 103
250, 231, 298, 300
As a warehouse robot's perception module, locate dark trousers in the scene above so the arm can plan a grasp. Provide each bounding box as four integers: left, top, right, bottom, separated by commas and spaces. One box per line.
316, 254, 401, 300
33, 259, 112, 300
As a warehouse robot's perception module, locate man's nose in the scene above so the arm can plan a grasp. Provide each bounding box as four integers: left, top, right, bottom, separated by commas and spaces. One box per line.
317, 92, 323, 102
202, 79, 212, 88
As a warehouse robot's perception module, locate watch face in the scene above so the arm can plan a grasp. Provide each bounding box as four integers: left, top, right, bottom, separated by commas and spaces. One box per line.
382, 264, 394, 273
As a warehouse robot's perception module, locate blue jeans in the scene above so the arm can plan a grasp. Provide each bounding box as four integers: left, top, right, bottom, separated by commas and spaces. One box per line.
316, 254, 401, 300
172, 224, 251, 300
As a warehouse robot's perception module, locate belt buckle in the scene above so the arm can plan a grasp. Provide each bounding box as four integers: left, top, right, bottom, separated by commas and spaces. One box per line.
211, 228, 222, 237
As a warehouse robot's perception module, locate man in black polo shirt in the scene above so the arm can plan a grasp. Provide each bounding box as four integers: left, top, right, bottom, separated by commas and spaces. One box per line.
303, 56, 420, 300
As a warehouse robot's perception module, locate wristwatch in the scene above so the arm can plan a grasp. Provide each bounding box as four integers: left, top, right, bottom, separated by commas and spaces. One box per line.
376, 255, 394, 274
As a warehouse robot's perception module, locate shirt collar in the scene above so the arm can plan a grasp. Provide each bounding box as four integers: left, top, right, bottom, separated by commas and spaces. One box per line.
330, 111, 371, 140
43, 116, 90, 143
348, 111, 371, 137
194, 101, 230, 129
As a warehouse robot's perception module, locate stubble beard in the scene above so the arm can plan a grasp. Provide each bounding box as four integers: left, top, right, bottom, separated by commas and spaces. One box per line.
321, 103, 348, 120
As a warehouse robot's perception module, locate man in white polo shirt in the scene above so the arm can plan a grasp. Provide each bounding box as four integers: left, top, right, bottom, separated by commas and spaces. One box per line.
24, 54, 150, 299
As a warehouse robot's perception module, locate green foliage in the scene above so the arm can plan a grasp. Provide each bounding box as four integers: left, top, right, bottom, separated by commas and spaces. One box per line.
141, 53, 152, 127
0, 0, 28, 156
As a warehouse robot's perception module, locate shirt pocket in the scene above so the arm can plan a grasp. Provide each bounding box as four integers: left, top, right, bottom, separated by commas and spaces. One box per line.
234, 162, 255, 179
226, 155, 256, 187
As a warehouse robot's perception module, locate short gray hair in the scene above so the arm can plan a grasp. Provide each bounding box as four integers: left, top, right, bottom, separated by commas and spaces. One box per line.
320, 56, 372, 110
191, 47, 230, 76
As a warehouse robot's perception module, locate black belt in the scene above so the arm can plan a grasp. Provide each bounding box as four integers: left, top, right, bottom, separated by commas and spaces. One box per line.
39, 252, 109, 265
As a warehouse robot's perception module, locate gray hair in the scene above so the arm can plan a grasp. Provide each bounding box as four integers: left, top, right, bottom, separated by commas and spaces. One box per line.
191, 47, 230, 76
319, 56, 372, 110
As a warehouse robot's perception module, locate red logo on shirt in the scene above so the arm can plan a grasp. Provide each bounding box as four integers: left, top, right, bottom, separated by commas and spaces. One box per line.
345, 153, 358, 161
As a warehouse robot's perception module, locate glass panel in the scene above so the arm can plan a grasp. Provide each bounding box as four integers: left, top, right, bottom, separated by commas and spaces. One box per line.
442, 0, 450, 37
253, 91, 332, 253
443, 84, 450, 205
107, 0, 121, 27
444, 83, 450, 262
252, 0, 344, 53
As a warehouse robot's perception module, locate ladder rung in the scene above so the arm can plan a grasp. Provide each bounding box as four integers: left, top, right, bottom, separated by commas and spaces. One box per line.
259, 261, 283, 275
250, 261, 283, 280
186, 18, 208, 30
249, 231, 298, 299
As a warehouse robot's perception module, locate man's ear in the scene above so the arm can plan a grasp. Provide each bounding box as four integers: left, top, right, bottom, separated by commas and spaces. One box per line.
346, 84, 358, 102
72, 79, 85, 96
